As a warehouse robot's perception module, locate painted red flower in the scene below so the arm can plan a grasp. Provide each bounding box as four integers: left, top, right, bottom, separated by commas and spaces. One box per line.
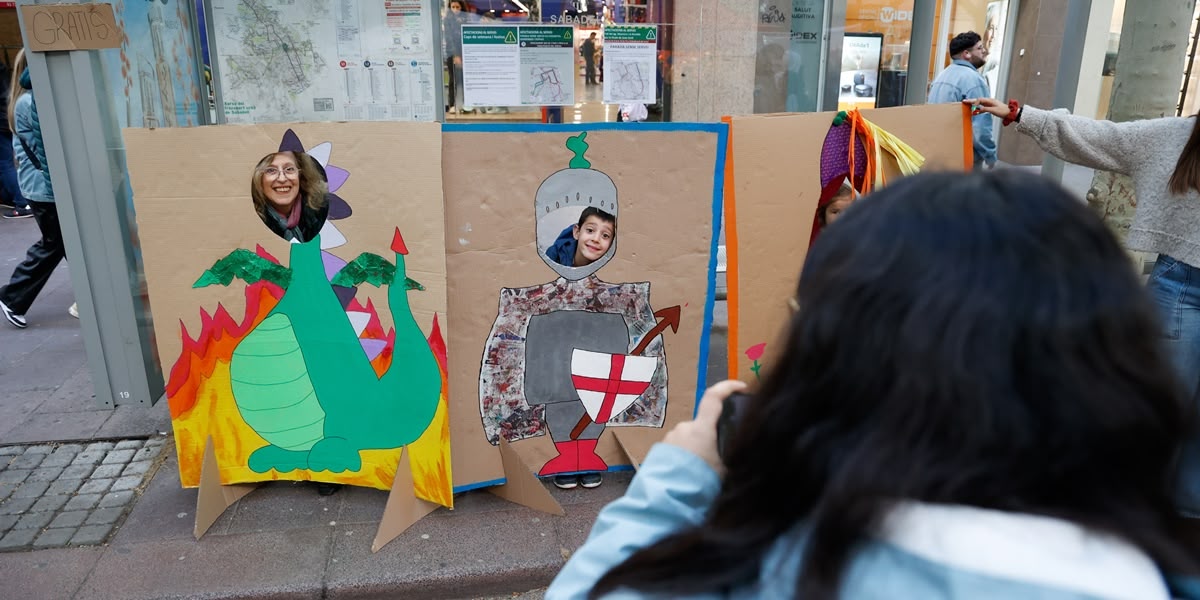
745, 343, 766, 362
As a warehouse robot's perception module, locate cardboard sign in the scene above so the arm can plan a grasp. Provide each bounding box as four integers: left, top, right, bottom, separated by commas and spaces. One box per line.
124, 123, 455, 508
725, 104, 970, 382
443, 124, 726, 489
21, 3, 120, 51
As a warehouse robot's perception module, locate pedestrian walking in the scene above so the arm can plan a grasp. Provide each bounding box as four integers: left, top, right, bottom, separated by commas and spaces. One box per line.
0, 49, 73, 327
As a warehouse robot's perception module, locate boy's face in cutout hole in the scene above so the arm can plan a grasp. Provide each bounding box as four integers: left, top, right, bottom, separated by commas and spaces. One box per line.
262, 153, 300, 214
573, 214, 615, 266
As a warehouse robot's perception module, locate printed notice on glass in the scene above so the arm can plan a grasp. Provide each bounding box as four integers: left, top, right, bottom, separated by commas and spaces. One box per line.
462, 25, 520, 106
602, 25, 657, 105
518, 26, 575, 106
463, 24, 574, 107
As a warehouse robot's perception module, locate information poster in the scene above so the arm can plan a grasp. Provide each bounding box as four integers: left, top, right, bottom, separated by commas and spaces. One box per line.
837, 33, 883, 111
463, 24, 575, 107
211, 0, 438, 123
602, 25, 657, 105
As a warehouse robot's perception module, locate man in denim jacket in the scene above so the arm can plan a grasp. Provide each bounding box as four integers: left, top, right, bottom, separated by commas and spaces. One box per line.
928, 31, 996, 169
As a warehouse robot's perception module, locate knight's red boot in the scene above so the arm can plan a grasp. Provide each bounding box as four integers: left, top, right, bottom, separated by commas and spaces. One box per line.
538, 440, 580, 476
576, 438, 608, 472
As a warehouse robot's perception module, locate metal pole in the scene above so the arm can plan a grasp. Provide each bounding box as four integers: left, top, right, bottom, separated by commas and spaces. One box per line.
821, 0, 847, 111
1042, 0, 1092, 182
994, 0, 1021, 103
188, 0, 212, 125
17, 0, 164, 407
202, 0, 225, 124
906, 0, 937, 105
430, 0, 446, 122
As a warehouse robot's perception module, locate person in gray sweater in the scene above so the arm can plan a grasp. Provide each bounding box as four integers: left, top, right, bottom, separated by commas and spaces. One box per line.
970, 95, 1200, 516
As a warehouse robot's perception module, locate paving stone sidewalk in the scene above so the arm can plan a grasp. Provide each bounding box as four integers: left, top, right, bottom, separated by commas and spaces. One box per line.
0, 436, 169, 551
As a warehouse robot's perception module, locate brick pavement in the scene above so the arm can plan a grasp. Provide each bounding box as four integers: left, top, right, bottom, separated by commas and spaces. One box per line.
0, 437, 168, 551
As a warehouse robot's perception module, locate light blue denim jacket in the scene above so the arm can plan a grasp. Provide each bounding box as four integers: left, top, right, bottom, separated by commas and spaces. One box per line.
12, 68, 52, 203
928, 59, 996, 168
547, 443, 1200, 600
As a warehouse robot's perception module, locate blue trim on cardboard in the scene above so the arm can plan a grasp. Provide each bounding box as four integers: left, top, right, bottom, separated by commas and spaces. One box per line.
542, 464, 637, 477
695, 124, 728, 417
450, 464, 638, 494
454, 477, 507, 494
443, 122, 727, 135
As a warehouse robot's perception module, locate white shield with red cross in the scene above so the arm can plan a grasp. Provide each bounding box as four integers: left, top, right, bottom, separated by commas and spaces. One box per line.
570, 349, 658, 424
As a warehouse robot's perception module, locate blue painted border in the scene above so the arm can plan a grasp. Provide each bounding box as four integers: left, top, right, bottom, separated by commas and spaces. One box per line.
697, 124, 728, 417
451, 464, 637, 494
454, 477, 506, 494
443, 121, 727, 135
446, 121, 730, 489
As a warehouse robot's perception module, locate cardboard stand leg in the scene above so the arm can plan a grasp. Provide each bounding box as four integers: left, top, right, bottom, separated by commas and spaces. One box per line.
486, 438, 565, 516
194, 436, 258, 540
372, 447, 441, 553
609, 430, 647, 471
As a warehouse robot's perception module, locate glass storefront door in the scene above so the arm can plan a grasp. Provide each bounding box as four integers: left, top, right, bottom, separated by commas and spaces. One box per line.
443, 0, 673, 123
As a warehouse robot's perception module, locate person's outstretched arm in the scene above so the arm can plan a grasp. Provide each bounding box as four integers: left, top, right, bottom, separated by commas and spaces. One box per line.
966, 97, 1153, 175
546, 380, 746, 600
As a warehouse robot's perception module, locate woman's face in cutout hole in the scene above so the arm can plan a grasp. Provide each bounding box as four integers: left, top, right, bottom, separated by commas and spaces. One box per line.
261, 153, 301, 214
251, 150, 330, 244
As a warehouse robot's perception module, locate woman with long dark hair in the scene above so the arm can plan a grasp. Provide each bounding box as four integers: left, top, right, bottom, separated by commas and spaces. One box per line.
970, 96, 1200, 515
547, 170, 1200, 599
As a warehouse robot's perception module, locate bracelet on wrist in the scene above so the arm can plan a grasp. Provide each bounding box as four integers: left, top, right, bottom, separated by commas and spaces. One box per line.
1002, 100, 1021, 127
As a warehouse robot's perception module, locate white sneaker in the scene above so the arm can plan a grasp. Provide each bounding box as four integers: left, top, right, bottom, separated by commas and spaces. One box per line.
68, 302, 78, 319
0, 299, 26, 328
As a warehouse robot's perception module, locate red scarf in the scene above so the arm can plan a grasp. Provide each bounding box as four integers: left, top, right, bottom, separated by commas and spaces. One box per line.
285, 197, 302, 229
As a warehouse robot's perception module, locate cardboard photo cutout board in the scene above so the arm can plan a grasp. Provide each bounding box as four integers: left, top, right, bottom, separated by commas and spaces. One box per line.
444, 123, 726, 491
726, 104, 970, 381
125, 123, 454, 507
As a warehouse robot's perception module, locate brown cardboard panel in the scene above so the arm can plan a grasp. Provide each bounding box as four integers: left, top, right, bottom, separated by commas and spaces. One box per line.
21, 3, 120, 51
125, 122, 456, 496
728, 104, 968, 382
444, 128, 721, 488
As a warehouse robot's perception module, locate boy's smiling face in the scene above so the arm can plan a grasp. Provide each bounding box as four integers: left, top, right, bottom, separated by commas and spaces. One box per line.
572, 215, 615, 266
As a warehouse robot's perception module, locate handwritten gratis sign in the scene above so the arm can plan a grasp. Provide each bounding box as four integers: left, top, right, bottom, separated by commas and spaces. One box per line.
21, 3, 120, 51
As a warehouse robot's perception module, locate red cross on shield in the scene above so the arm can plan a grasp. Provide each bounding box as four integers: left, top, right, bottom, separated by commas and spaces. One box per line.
570, 349, 658, 424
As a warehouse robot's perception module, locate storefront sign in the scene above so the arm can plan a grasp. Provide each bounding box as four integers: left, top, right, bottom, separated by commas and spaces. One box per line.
462, 24, 575, 107
549, 13, 600, 26
602, 25, 657, 105
22, 2, 120, 51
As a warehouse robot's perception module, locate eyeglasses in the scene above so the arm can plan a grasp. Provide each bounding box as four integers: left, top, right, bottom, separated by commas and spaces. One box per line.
264, 165, 298, 178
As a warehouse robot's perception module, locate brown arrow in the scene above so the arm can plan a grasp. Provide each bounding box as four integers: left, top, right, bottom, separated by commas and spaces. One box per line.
570, 306, 683, 440
630, 306, 682, 356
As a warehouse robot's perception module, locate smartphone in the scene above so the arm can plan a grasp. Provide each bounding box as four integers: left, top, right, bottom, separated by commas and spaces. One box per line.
716, 392, 753, 463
